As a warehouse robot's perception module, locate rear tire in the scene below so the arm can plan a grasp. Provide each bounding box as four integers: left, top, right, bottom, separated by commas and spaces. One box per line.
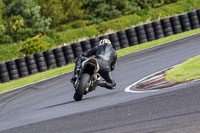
73, 73, 90, 101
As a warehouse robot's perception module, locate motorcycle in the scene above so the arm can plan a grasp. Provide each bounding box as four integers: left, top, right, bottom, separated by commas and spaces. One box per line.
73, 58, 101, 101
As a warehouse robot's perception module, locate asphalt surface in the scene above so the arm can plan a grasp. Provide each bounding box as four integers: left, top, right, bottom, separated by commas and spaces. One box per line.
1, 34, 200, 133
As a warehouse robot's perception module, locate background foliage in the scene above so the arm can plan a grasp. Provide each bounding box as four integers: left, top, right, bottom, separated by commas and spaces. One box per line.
0, 0, 199, 62
20, 34, 52, 55
0, 0, 179, 44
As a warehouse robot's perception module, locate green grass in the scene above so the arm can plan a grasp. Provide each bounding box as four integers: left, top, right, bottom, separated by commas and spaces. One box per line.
117, 28, 200, 56
57, 0, 200, 44
1, 28, 200, 93
165, 55, 200, 82
0, 64, 75, 93
0, 43, 24, 62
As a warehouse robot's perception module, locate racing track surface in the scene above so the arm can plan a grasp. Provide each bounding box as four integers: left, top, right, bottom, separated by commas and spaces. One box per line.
1, 34, 200, 133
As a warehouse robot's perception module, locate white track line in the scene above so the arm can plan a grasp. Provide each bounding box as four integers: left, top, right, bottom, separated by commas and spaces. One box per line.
125, 67, 173, 93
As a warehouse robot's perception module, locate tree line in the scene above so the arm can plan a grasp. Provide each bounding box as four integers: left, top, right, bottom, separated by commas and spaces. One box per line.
0, 0, 178, 44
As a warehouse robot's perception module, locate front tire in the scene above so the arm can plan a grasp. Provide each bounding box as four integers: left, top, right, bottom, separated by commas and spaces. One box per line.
73, 73, 90, 101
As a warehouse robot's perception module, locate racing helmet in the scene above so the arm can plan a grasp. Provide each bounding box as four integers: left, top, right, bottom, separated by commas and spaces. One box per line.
99, 39, 111, 45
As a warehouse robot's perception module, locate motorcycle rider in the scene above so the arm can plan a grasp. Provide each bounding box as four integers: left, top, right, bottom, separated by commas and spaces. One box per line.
71, 39, 117, 90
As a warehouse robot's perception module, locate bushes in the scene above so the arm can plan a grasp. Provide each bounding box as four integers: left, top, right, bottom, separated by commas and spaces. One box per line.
0, 35, 13, 44
57, 25, 100, 43
54, 20, 89, 32
46, 30, 63, 46
82, 0, 138, 25
135, 0, 178, 9
20, 34, 52, 55
0, 24, 13, 44
0, 0, 4, 24
71, 20, 88, 28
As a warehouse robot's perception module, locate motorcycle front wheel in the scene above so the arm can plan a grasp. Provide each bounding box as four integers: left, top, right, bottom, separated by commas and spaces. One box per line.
73, 73, 90, 101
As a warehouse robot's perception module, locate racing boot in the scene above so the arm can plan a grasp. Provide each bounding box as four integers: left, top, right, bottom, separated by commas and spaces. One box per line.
97, 80, 116, 90
111, 85, 116, 90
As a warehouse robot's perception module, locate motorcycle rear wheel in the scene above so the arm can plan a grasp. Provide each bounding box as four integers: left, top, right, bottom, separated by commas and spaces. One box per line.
73, 73, 90, 101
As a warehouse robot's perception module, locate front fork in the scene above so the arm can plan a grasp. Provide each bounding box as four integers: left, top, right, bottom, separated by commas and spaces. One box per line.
73, 74, 81, 89
74, 73, 100, 94
84, 74, 101, 94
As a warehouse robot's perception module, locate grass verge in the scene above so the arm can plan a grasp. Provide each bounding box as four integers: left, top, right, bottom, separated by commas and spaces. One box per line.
165, 55, 200, 82
0, 64, 74, 93
1, 28, 200, 93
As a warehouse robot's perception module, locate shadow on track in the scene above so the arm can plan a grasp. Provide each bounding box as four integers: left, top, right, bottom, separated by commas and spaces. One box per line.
83, 89, 121, 101
36, 86, 122, 111
36, 100, 75, 110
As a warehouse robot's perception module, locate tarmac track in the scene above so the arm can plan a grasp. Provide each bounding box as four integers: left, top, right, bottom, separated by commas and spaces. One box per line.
1, 34, 200, 133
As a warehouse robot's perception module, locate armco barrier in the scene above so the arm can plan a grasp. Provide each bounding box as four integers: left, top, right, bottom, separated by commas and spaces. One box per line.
1, 9, 200, 84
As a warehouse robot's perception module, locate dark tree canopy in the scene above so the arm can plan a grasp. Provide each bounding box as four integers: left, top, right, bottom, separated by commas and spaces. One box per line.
0, 0, 179, 44
4, 0, 51, 33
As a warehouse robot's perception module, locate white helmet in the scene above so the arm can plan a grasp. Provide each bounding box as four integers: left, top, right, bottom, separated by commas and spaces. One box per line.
99, 39, 111, 45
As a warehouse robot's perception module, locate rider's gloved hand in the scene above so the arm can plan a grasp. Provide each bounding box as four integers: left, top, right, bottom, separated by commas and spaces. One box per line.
80, 52, 87, 57
111, 64, 115, 71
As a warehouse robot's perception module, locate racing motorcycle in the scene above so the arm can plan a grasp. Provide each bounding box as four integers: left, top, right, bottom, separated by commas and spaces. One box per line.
73, 58, 100, 101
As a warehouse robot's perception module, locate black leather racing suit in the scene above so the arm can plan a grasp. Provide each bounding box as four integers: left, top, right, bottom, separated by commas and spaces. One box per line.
73, 43, 117, 89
